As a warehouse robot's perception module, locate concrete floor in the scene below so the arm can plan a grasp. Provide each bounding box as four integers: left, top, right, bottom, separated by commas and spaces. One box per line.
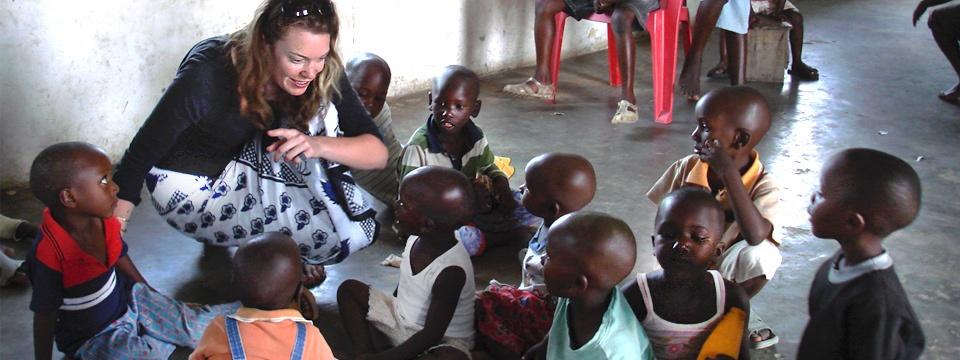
2, 0, 959, 358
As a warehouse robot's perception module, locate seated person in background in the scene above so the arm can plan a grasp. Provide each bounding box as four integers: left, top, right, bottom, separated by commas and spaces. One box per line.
524, 211, 655, 360
798, 148, 925, 359
347, 53, 405, 208
623, 188, 751, 359
26, 142, 238, 360
190, 232, 333, 359
502, 0, 660, 124
338, 166, 478, 359
913, 0, 960, 105
707, 0, 819, 81
647, 86, 781, 349
476, 152, 597, 359
677, 0, 750, 100
400, 65, 538, 256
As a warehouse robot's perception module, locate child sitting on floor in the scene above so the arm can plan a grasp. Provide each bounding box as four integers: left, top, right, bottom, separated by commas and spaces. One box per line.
523, 211, 654, 360
798, 148, 925, 359
647, 85, 781, 349
338, 166, 478, 359
476, 152, 597, 359
191, 232, 333, 359
399, 65, 537, 256
347, 53, 404, 209
624, 188, 751, 359
26, 142, 238, 360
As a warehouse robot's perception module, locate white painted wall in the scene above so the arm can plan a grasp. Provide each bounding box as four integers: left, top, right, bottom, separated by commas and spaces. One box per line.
0, 0, 606, 187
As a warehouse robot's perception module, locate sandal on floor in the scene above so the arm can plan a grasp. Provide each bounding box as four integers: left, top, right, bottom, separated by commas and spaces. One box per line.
503, 78, 555, 100
748, 310, 779, 349
706, 65, 728, 79
788, 65, 820, 81
611, 100, 639, 124
749, 328, 780, 349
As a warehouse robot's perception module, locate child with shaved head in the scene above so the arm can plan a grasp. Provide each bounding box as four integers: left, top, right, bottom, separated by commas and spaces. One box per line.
476, 152, 596, 358
524, 211, 654, 360
191, 232, 334, 359
798, 149, 925, 359
647, 85, 782, 349
26, 142, 237, 360
399, 65, 538, 256
347, 53, 404, 208
624, 188, 752, 359
339, 166, 478, 359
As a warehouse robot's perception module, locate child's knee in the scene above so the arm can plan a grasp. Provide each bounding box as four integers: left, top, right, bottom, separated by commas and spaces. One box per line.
611, 8, 637, 33
337, 279, 369, 303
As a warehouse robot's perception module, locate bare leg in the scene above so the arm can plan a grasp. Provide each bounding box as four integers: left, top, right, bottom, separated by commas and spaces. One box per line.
337, 280, 376, 357
725, 30, 747, 85
783, 10, 818, 80
532, 0, 569, 86
929, 6, 960, 102
739, 275, 776, 345
738, 275, 769, 298
708, 33, 729, 78
679, 0, 729, 100
612, 7, 638, 105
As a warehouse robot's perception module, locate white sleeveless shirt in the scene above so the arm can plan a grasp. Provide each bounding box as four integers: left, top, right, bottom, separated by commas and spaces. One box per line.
638, 270, 726, 359
395, 237, 476, 339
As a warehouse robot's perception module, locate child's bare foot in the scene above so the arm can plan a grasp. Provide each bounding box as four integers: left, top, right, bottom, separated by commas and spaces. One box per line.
679, 59, 702, 101
789, 62, 819, 81
706, 62, 728, 79
938, 84, 960, 105
303, 263, 326, 288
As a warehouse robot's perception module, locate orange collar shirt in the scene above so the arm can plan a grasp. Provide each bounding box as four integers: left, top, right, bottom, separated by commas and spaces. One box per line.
189, 307, 334, 360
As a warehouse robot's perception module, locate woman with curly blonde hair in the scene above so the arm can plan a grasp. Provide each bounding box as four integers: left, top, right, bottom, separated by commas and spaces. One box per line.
114, 0, 387, 287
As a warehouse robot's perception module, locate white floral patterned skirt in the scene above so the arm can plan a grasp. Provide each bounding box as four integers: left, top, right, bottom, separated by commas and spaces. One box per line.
145, 134, 379, 265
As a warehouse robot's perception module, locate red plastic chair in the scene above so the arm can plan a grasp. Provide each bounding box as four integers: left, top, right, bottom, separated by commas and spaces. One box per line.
549, 0, 692, 124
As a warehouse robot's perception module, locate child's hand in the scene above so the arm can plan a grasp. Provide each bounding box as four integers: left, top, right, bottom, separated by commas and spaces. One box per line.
492, 176, 518, 216
699, 139, 735, 174
472, 176, 496, 214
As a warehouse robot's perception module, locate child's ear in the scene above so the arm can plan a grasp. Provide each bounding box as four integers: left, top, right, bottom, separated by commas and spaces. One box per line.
572, 274, 589, 294
59, 188, 77, 209
427, 91, 433, 108
846, 211, 866, 233
471, 99, 482, 118
732, 129, 752, 149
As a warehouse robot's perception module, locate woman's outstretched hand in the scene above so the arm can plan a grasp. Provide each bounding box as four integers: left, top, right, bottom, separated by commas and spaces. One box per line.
266, 128, 326, 164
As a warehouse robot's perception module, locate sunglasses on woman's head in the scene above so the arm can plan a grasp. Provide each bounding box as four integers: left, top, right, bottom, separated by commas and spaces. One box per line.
280, 0, 331, 19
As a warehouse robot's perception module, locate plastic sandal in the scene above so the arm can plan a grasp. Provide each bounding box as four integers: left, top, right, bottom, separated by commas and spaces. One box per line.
611, 100, 639, 124
503, 78, 555, 100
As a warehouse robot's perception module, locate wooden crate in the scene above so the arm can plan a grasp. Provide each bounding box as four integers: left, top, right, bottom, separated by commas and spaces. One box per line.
746, 22, 792, 83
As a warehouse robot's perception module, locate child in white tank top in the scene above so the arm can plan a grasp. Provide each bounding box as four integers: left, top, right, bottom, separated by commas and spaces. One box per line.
623, 188, 752, 359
